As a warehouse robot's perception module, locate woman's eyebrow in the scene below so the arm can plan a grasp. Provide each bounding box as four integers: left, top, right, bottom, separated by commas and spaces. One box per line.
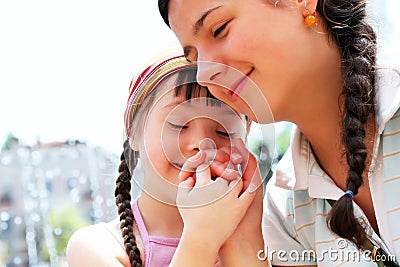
193, 6, 222, 36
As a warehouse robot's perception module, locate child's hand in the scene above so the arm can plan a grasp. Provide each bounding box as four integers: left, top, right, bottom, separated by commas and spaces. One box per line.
176, 162, 256, 252
219, 138, 266, 266
174, 138, 260, 254
178, 147, 243, 183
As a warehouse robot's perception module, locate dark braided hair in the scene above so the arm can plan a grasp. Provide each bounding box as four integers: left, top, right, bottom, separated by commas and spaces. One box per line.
115, 140, 142, 267
157, 0, 377, 250
316, 0, 377, 249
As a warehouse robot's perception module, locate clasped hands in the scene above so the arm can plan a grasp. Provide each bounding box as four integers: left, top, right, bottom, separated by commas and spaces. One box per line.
176, 138, 264, 256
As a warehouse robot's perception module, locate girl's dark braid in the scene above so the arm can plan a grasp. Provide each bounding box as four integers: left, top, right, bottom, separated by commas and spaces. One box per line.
115, 139, 142, 266
318, 0, 377, 249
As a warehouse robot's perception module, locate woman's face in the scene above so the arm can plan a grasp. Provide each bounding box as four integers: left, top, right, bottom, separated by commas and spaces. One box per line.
168, 0, 327, 122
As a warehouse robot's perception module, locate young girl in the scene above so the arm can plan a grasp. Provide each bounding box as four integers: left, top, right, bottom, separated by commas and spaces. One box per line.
66, 55, 256, 266
158, 0, 400, 266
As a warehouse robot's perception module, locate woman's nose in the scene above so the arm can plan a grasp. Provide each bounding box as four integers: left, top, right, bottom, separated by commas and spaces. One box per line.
196, 51, 226, 88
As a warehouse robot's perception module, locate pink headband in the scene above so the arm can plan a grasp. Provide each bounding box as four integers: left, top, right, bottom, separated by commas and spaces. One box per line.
124, 55, 190, 135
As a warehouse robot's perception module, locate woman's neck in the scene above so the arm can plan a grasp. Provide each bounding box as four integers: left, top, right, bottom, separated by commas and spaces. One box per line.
278, 36, 350, 185
288, 60, 347, 185
137, 192, 183, 238
298, 98, 347, 185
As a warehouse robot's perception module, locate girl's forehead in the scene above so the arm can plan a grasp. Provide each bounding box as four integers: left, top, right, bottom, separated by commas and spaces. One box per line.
154, 89, 245, 124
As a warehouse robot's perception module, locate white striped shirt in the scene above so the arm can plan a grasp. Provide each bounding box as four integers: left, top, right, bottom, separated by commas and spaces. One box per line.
263, 43, 400, 266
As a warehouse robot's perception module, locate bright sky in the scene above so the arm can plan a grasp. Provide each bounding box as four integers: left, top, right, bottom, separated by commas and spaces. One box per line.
0, 0, 181, 154
0, 0, 399, 155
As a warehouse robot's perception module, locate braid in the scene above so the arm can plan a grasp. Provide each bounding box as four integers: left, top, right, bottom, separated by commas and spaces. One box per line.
115, 140, 142, 266
319, 0, 377, 249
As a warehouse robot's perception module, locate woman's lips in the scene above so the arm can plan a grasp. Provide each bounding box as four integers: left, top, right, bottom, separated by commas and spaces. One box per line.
229, 68, 254, 102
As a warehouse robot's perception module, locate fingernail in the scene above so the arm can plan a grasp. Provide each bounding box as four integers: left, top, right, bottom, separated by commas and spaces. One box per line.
199, 138, 216, 150
190, 151, 202, 161
249, 182, 258, 193
224, 168, 235, 174
231, 153, 242, 162
224, 168, 241, 179
233, 138, 245, 148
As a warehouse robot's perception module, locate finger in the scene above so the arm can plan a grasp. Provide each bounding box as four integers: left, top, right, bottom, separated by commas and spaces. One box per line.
201, 148, 231, 164
213, 177, 230, 188
179, 151, 206, 183
179, 149, 230, 179
199, 138, 216, 150
218, 146, 243, 165
227, 178, 244, 200
233, 138, 263, 192
237, 179, 257, 207
209, 161, 241, 181
179, 177, 195, 191
195, 164, 212, 187
176, 176, 195, 207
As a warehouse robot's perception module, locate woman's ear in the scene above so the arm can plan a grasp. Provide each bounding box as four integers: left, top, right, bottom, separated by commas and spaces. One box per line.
299, 0, 318, 17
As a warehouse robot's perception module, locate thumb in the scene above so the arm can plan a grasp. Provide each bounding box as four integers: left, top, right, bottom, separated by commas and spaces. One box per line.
237, 182, 257, 209
179, 176, 195, 189
176, 177, 195, 207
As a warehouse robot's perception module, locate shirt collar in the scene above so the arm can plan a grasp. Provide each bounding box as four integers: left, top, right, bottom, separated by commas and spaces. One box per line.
375, 41, 400, 134
274, 42, 400, 199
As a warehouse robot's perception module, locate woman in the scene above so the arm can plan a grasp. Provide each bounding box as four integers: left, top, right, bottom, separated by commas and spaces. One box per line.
158, 0, 400, 266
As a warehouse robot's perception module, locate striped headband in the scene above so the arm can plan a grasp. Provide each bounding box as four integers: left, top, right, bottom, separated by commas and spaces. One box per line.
124, 55, 190, 135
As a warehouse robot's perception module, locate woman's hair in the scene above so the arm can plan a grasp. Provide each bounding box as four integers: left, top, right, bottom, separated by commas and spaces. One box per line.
158, 0, 377, 250
317, 0, 376, 249
115, 63, 218, 267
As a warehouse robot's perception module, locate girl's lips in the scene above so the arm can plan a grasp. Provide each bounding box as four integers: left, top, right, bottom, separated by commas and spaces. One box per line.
229, 68, 254, 102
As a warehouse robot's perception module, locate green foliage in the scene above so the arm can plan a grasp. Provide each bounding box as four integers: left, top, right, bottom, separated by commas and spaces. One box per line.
40, 206, 91, 260
275, 125, 291, 159
247, 123, 292, 191
1, 132, 19, 152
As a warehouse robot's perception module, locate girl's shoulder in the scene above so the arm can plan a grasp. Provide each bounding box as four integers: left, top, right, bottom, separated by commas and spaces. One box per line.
66, 217, 129, 267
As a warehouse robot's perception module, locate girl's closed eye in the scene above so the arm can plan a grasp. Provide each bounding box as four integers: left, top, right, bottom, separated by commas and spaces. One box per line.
167, 121, 188, 130
216, 129, 235, 138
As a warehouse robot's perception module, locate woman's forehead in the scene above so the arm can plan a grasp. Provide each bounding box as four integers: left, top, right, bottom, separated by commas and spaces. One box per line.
168, 0, 226, 31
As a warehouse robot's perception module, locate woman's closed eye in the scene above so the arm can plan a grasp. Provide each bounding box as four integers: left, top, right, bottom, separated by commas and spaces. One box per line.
213, 20, 231, 38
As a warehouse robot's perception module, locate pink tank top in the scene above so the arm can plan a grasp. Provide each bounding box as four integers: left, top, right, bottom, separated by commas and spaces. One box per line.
132, 200, 180, 267
132, 200, 220, 267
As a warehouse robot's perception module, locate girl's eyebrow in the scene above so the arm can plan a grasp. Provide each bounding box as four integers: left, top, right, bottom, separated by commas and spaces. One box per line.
193, 6, 222, 36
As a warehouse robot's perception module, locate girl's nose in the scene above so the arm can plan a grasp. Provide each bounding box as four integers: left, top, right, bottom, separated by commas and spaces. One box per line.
183, 122, 216, 152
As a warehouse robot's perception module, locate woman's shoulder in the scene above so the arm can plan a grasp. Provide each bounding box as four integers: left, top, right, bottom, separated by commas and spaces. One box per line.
66, 217, 129, 267
263, 176, 295, 220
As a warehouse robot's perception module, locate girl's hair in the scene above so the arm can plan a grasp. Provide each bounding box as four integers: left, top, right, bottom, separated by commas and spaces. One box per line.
157, 0, 377, 250
115, 61, 218, 267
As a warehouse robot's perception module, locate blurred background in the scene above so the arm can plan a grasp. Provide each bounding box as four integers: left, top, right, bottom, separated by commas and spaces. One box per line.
0, 0, 399, 266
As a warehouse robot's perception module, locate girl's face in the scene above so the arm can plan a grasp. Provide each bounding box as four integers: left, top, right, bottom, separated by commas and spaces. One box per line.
137, 78, 247, 195
167, 0, 331, 122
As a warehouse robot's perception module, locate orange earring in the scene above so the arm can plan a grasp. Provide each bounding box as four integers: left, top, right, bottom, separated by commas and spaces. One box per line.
305, 13, 317, 26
